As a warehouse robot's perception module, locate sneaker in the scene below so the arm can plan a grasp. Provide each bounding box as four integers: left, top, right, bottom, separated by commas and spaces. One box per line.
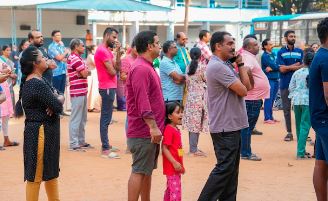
284, 133, 294, 141
108, 152, 120, 159
252, 128, 263, 135
109, 120, 118, 125
69, 147, 86, 152
264, 120, 275, 124
109, 146, 120, 152
241, 153, 262, 161
80, 143, 94, 149
101, 150, 121, 159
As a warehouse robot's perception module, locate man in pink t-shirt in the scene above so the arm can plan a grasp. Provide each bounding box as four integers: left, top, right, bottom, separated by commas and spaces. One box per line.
240, 37, 270, 161
94, 27, 122, 158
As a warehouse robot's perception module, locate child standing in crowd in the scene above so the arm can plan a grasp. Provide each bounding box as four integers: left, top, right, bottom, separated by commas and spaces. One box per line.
0, 45, 18, 147
162, 102, 185, 201
288, 49, 315, 159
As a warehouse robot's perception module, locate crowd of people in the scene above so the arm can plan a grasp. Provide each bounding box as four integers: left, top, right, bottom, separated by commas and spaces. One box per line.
1, 16, 328, 201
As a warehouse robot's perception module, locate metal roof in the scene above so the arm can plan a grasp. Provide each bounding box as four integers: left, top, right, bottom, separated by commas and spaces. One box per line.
252, 12, 328, 22
36, 0, 172, 12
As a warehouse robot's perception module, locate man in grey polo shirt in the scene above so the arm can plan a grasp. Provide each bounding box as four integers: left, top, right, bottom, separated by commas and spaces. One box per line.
198, 31, 253, 201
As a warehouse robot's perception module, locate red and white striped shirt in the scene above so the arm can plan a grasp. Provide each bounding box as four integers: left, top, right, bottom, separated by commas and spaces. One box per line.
196, 41, 212, 65
67, 53, 88, 97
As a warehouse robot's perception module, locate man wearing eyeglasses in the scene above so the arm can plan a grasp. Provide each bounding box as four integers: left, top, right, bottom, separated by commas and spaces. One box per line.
160, 40, 186, 104
174, 32, 190, 74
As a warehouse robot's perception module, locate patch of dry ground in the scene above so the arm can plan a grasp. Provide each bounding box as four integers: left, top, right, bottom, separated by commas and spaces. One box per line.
0, 110, 316, 201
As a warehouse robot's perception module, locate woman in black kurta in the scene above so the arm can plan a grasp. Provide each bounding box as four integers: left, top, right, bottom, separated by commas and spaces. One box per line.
17, 46, 63, 201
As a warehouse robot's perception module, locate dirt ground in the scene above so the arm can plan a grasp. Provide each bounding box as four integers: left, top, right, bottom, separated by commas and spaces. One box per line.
0, 110, 317, 201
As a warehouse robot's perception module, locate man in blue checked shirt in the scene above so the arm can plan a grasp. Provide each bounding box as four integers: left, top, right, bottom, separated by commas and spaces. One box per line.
48, 30, 70, 94
277, 30, 303, 142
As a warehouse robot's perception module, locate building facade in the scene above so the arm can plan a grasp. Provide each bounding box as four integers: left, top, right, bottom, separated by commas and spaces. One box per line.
89, 0, 270, 48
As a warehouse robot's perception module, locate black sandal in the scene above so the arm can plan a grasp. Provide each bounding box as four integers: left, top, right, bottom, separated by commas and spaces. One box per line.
284, 134, 293, 141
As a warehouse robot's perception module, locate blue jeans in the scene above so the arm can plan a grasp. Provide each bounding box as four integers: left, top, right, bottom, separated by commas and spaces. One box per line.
99, 88, 116, 150
264, 79, 279, 121
52, 74, 66, 94
241, 100, 263, 157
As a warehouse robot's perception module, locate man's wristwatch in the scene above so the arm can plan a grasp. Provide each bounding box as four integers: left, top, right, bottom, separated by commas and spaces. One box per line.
237, 62, 244, 67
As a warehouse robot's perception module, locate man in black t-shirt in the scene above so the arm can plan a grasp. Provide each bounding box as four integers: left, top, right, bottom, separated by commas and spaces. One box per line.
28, 30, 56, 84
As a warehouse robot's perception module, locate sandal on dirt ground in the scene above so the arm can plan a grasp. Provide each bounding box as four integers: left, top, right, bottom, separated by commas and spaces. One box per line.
80, 143, 94, 149
241, 153, 262, 161
3, 141, 19, 147
108, 152, 121, 159
192, 150, 207, 157
305, 152, 312, 158
109, 146, 120, 152
69, 147, 86, 152
284, 134, 293, 141
297, 156, 312, 160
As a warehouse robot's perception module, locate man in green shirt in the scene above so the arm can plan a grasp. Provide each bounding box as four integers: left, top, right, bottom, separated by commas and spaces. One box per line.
174, 32, 190, 74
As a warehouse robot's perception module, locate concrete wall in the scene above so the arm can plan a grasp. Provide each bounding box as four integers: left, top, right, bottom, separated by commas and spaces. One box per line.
0, 8, 88, 46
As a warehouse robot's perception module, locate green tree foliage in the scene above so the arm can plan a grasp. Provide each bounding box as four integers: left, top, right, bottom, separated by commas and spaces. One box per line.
271, 0, 328, 15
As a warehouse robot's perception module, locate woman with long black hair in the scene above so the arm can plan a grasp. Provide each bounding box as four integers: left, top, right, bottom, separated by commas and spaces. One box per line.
182, 47, 209, 157
16, 46, 63, 201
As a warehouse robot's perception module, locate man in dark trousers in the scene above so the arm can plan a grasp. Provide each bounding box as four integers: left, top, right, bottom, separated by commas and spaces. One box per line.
277, 30, 303, 141
198, 31, 253, 201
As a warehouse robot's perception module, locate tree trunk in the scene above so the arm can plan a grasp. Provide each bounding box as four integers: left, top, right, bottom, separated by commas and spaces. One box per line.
184, 0, 190, 34
299, 0, 311, 13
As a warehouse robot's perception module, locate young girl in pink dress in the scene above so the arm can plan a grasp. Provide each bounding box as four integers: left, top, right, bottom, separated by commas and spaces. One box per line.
162, 101, 185, 201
